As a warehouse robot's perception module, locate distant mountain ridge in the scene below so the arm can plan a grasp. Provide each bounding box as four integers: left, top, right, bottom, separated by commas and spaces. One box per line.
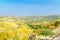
20, 15, 60, 22
0, 15, 59, 22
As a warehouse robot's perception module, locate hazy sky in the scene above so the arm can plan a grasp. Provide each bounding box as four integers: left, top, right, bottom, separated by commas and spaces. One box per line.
0, 0, 60, 16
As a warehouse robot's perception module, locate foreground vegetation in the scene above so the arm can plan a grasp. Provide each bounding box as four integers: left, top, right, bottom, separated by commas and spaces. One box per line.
0, 15, 60, 40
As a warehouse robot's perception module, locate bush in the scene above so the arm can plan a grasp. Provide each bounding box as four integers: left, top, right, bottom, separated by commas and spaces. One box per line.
41, 29, 54, 36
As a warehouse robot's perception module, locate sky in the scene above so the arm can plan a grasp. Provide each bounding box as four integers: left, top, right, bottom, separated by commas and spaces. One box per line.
0, 0, 60, 16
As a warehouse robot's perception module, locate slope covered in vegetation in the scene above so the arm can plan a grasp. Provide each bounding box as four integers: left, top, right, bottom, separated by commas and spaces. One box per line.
0, 15, 60, 40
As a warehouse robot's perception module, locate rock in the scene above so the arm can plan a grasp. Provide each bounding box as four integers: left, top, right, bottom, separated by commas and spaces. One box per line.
53, 36, 60, 40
